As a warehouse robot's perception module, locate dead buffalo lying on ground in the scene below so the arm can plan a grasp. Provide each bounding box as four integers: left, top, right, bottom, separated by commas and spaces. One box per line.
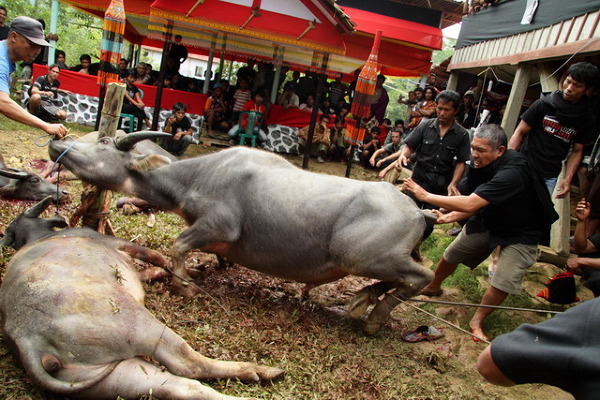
0, 197, 284, 399
0, 154, 68, 202
49, 132, 434, 334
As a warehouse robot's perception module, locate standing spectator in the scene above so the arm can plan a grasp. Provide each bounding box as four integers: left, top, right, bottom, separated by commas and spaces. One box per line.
404, 124, 557, 341
0, 6, 8, 40
328, 75, 347, 111
456, 90, 477, 129
370, 74, 389, 124
297, 113, 331, 162
394, 90, 470, 235
0, 16, 66, 138
54, 50, 68, 70
133, 62, 149, 84
319, 97, 335, 115
406, 87, 425, 129
204, 83, 229, 135
296, 71, 315, 104
426, 72, 441, 94
406, 86, 437, 131
230, 78, 252, 125
167, 34, 188, 75
509, 62, 599, 196
397, 90, 416, 126
27, 64, 70, 122
158, 102, 195, 156
348, 68, 360, 103
474, 97, 498, 128
228, 91, 267, 144
121, 70, 150, 131
236, 58, 256, 87
283, 70, 300, 93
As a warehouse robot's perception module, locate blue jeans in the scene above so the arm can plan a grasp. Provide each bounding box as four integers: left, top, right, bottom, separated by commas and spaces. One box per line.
545, 177, 558, 194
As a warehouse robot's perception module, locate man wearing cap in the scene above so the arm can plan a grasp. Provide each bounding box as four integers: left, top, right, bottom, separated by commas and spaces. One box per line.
0, 16, 67, 138
456, 90, 477, 129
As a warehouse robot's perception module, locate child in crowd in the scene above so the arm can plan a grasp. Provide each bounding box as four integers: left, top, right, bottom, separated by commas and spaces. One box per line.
157, 102, 196, 156
121, 70, 151, 131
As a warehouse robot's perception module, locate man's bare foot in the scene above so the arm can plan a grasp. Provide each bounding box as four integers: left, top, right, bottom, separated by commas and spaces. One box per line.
469, 322, 489, 342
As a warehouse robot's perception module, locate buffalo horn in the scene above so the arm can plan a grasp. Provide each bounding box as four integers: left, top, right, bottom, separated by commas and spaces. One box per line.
0, 168, 29, 180
23, 196, 54, 218
115, 131, 172, 151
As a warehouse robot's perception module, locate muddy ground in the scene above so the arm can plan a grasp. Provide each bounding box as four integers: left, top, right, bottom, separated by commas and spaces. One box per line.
0, 121, 579, 399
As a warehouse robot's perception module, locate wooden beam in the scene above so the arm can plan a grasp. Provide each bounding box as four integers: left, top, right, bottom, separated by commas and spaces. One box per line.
446, 70, 459, 91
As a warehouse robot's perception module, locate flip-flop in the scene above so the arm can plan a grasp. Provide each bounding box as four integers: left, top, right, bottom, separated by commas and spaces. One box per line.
420, 288, 444, 297
401, 325, 445, 342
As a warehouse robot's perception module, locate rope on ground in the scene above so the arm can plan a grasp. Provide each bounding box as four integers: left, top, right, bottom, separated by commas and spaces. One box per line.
406, 297, 562, 314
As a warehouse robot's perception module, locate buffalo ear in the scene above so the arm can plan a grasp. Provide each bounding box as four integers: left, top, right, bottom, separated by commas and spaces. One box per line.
126, 155, 172, 173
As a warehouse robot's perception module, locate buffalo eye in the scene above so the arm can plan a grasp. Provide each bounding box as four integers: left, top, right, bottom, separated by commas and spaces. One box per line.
99, 137, 112, 145
29, 177, 40, 183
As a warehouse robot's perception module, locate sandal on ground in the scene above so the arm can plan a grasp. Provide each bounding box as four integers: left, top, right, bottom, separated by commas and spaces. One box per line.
420, 288, 444, 297
401, 325, 445, 342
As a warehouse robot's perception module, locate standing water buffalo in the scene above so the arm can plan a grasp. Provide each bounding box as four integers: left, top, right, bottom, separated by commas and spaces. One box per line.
0, 197, 284, 399
49, 132, 435, 334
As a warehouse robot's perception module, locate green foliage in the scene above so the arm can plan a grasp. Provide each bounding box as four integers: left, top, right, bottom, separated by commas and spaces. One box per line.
6, 0, 102, 68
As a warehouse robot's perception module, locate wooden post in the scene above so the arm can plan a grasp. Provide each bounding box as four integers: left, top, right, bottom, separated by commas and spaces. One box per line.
446, 70, 459, 92
502, 63, 531, 138
537, 62, 570, 256
80, 82, 126, 234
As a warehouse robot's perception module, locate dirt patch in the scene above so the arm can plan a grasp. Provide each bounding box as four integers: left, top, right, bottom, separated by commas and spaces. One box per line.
0, 122, 575, 399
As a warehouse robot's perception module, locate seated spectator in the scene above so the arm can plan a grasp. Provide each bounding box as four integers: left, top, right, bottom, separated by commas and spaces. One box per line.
144, 63, 157, 86
329, 116, 349, 162
186, 79, 201, 93
320, 97, 335, 115
297, 113, 331, 162
377, 118, 392, 146
171, 73, 185, 91
567, 198, 600, 297
71, 54, 91, 74
477, 296, 600, 399
359, 126, 381, 168
118, 58, 129, 80
121, 70, 150, 131
27, 64, 70, 122
157, 102, 196, 156
228, 91, 267, 144
277, 86, 299, 110
54, 50, 68, 70
299, 94, 315, 112
328, 75, 347, 111
162, 75, 173, 89
230, 78, 252, 125
385, 120, 405, 144
133, 63, 150, 85
370, 129, 403, 171
204, 83, 229, 135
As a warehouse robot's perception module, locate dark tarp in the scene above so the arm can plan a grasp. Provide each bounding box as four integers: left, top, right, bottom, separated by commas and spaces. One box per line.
336, 0, 442, 28
456, 0, 600, 49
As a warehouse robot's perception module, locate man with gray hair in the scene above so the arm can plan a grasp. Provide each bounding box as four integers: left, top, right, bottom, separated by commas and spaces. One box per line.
403, 124, 557, 341
0, 16, 67, 137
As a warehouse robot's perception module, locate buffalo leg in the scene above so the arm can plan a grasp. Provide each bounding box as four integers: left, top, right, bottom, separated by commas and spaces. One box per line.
347, 281, 396, 318
151, 325, 284, 383
74, 357, 262, 400
364, 265, 433, 335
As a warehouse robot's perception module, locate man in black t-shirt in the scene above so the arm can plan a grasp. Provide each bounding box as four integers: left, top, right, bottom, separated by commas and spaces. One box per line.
28, 64, 70, 121
478, 296, 600, 399
508, 62, 599, 197
158, 102, 196, 156
404, 124, 557, 341
567, 198, 600, 297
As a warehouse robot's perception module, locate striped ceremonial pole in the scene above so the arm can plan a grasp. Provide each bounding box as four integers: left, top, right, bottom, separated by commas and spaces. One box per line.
345, 29, 382, 178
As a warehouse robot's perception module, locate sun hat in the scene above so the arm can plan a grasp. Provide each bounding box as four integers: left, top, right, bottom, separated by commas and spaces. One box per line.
10, 16, 49, 46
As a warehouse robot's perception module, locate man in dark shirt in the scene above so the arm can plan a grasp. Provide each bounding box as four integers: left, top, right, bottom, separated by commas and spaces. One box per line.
404, 124, 557, 341
158, 102, 195, 156
396, 90, 471, 207
0, 6, 9, 40
478, 296, 600, 400
28, 63, 70, 121
508, 62, 599, 196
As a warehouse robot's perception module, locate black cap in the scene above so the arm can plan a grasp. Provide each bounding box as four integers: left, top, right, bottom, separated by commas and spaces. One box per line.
10, 16, 49, 46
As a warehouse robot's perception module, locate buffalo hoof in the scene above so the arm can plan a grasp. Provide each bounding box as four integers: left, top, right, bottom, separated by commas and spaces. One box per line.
238, 365, 285, 383
347, 291, 373, 318
363, 320, 384, 336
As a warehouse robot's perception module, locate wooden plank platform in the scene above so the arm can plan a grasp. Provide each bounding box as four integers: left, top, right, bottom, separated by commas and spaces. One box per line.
199, 136, 230, 148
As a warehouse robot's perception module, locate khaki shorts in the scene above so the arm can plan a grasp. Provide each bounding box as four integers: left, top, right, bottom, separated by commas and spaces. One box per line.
444, 229, 537, 294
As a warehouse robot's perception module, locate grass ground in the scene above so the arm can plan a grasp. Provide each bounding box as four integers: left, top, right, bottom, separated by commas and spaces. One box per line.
0, 115, 581, 399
